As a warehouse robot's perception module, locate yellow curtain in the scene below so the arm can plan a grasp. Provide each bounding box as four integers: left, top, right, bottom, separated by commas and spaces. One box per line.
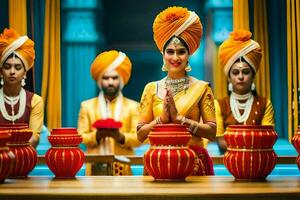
214, 0, 250, 99
233, 0, 249, 30
216, 0, 250, 98
287, 0, 300, 140
8, 0, 27, 35
212, 42, 227, 99
42, 0, 61, 130
253, 0, 270, 99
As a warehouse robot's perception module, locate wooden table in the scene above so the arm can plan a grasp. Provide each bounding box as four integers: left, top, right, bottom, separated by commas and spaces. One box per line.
1, 176, 300, 200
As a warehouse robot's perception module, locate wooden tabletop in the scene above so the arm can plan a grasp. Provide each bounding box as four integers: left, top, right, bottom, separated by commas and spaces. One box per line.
1, 175, 300, 200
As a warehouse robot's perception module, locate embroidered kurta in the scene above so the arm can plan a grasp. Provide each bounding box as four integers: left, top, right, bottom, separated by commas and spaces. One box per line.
139, 77, 216, 148
0, 90, 44, 142
77, 95, 140, 175
215, 96, 275, 136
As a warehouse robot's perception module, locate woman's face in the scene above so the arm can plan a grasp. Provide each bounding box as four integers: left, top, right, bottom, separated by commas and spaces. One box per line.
229, 61, 254, 94
1, 57, 26, 86
163, 41, 189, 75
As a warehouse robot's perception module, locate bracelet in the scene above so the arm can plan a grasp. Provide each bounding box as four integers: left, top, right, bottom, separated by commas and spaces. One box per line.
155, 117, 162, 124
192, 124, 199, 135
177, 115, 186, 125
181, 116, 186, 125
188, 122, 194, 134
177, 115, 198, 135
137, 122, 146, 131
188, 121, 198, 135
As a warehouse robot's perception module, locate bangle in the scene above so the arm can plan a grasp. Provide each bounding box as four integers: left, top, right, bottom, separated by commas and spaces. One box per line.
192, 124, 198, 135
137, 122, 146, 131
181, 117, 186, 125
188, 122, 194, 133
155, 117, 162, 124
177, 115, 186, 125
188, 121, 198, 135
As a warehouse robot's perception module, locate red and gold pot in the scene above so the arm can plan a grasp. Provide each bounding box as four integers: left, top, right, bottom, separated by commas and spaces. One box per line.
45, 128, 85, 178
0, 132, 14, 182
224, 125, 277, 180
144, 124, 195, 181
291, 126, 300, 169
0, 123, 37, 178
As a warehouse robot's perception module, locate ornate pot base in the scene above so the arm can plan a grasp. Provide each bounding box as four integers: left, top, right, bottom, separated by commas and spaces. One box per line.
45, 128, 85, 178
144, 124, 195, 181
224, 125, 278, 180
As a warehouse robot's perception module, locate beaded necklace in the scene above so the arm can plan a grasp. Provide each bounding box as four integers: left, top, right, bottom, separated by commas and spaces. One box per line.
230, 91, 253, 123
0, 88, 26, 123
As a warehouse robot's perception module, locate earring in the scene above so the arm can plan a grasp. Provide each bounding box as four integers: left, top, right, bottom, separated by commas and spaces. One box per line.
228, 83, 233, 92
0, 76, 3, 86
21, 76, 26, 87
161, 60, 168, 71
185, 63, 192, 72
251, 83, 255, 91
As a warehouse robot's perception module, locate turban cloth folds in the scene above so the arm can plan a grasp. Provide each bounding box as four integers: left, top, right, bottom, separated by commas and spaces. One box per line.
90, 50, 132, 85
153, 6, 203, 55
218, 29, 262, 76
0, 28, 35, 71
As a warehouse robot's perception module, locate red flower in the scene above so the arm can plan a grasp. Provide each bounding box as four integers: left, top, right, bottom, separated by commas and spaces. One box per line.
92, 118, 122, 129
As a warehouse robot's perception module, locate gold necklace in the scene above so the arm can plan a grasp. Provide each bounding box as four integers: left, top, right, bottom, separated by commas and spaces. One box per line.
165, 76, 189, 96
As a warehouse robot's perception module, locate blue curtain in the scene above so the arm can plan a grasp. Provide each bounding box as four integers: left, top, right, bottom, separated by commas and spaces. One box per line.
267, 0, 288, 139
0, 0, 8, 30
24, 0, 45, 94
29, 0, 45, 95
249, 0, 288, 139
61, 0, 101, 127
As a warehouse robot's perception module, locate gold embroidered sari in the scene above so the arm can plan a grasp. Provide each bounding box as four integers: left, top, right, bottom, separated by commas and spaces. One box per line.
139, 77, 216, 147
139, 77, 216, 175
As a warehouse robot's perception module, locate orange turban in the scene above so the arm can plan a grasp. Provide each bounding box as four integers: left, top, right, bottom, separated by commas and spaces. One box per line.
153, 6, 203, 55
219, 29, 262, 76
0, 28, 35, 71
90, 50, 132, 85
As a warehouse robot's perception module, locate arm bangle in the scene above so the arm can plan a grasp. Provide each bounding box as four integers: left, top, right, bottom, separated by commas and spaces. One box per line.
192, 124, 199, 135
188, 121, 199, 136
179, 116, 186, 125
155, 117, 162, 124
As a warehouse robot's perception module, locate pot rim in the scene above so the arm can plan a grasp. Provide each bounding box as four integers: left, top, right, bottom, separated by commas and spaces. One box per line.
227, 125, 274, 130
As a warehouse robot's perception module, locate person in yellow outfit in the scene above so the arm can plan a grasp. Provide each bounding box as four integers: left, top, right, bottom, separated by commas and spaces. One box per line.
0, 28, 44, 148
137, 6, 216, 175
78, 50, 141, 175
215, 29, 275, 153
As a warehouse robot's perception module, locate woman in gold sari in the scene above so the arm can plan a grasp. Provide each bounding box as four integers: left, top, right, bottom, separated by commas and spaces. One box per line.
137, 6, 216, 175
0, 28, 44, 148
215, 29, 274, 153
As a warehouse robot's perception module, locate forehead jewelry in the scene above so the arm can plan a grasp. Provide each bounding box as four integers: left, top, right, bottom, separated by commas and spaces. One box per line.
171, 37, 181, 45
237, 57, 244, 69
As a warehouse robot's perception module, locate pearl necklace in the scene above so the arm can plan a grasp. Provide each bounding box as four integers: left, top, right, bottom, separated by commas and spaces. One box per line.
0, 88, 26, 123
230, 91, 253, 123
